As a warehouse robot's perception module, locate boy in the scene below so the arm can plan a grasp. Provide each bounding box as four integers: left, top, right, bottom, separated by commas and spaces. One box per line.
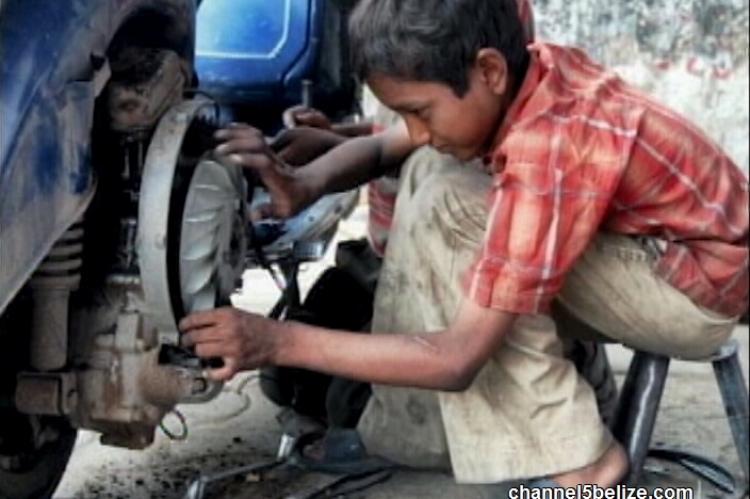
181, 0, 749, 487
277, 0, 534, 256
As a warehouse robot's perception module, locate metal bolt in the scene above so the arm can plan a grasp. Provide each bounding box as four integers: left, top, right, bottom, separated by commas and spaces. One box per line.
192, 378, 208, 394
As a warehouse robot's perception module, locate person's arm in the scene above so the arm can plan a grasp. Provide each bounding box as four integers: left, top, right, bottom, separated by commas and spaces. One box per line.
282, 105, 375, 138
180, 298, 516, 391
270, 127, 350, 167
331, 120, 375, 137
215, 121, 415, 218
296, 120, 414, 198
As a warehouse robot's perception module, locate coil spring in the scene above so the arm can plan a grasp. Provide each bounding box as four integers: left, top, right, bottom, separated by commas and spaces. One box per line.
33, 222, 84, 286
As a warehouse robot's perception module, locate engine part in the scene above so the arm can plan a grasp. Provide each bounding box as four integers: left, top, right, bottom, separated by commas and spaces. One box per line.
107, 47, 188, 132
72, 306, 210, 449
28, 221, 84, 371
137, 98, 247, 343
15, 372, 78, 416
250, 189, 358, 263
179, 158, 247, 314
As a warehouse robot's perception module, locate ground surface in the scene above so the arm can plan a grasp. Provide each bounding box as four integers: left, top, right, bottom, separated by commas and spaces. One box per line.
54, 207, 749, 499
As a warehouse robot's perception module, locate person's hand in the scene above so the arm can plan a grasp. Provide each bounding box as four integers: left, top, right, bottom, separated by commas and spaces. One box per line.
282, 105, 332, 130
179, 308, 280, 381
214, 123, 314, 218
271, 127, 346, 166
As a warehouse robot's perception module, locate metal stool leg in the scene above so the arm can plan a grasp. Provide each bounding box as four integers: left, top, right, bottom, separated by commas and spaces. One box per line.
612, 351, 671, 485
711, 340, 750, 485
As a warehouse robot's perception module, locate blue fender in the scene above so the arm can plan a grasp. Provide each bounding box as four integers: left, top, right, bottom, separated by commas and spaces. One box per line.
0, 0, 196, 314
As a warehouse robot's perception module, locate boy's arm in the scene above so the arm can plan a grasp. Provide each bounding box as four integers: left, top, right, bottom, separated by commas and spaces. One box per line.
331, 121, 375, 137
215, 121, 414, 218
180, 298, 516, 391
295, 120, 414, 198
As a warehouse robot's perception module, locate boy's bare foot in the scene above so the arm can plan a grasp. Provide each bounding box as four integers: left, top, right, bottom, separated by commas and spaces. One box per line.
552, 441, 629, 487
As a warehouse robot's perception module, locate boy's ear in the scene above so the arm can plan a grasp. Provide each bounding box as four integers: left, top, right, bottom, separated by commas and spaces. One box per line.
475, 48, 509, 96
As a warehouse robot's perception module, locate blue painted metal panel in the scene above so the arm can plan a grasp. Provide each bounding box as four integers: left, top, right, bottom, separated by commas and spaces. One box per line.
0, 0, 195, 314
195, 0, 323, 103
0, 1, 92, 180
0, 1, 101, 314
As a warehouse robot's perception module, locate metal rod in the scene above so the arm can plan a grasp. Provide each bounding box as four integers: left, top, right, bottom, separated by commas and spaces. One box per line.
712, 341, 750, 485
612, 351, 671, 485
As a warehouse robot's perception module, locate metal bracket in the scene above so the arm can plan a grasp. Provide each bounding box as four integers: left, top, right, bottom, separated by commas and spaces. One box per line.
15, 372, 78, 416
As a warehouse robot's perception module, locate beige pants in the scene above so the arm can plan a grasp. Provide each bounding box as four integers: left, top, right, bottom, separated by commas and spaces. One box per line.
357, 148, 737, 484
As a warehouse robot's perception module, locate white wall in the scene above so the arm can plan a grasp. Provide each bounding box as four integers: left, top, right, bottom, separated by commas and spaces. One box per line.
534, 0, 749, 175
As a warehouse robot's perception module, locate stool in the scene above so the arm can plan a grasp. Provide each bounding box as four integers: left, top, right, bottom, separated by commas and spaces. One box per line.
612, 340, 749, 492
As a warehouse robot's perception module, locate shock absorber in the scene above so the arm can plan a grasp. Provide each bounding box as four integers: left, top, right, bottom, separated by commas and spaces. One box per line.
28, 221, 84, 371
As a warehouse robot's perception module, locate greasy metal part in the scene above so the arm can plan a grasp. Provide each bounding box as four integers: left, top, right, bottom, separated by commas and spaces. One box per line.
72, 310, 201, 449
612, 351, 670, 486
301, 79, 314, 108
28, 222, 84, 371
107, 48, 187, 132
106, 273, 142, 287
183, 458, 284, 499
286, 469, 394, 499
136, 350, 197, 408
138, 98, 217, 341
710, 340, 749, 485
277, 434, 298, 461
15, 372, 78, 416
250, 189, 359, 263
66, 282, 221, 448
115, 217, 140, 274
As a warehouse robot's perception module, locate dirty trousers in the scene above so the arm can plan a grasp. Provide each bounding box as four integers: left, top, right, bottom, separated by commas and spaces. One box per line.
356, 148, 736, 484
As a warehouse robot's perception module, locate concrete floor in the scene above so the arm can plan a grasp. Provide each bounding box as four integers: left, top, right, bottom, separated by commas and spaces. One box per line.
54, 208, 750, 499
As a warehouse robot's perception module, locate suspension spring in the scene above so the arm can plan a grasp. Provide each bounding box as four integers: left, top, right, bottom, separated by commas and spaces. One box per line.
29, 222, 84, 371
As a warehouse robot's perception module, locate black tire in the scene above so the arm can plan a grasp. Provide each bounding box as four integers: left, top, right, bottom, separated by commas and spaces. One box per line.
0, 414, 77, 499
260, 266, 375, 426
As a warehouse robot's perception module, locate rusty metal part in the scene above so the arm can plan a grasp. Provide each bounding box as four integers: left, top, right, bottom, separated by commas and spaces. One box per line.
15, 372, 78, 416
183, 458, 285, 499
72, 313, 178, 446
28, 222, 84, 371
107, 48, 188, 132
65, 295, 218, 449
138, 349, 204, 408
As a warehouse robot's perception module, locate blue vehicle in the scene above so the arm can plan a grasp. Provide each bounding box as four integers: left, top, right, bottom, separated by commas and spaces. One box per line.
0, 1, 358, 497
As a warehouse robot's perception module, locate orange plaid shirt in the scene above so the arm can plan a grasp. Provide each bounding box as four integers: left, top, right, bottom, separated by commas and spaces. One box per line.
465, 43, 749, 317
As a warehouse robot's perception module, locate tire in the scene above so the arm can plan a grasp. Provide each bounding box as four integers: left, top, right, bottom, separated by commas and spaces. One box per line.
0, 414, 77, 499
260, 266, 375, 426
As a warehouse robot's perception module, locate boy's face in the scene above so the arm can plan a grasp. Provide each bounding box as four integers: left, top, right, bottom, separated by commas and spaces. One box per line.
367, 50, 511, 161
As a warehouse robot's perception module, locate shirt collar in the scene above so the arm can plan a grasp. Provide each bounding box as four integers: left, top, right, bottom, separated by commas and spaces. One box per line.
484, 44, 550, 168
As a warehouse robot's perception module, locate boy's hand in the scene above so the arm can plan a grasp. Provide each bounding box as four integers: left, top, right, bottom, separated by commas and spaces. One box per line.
271, 127, 347, 166
282, 105, 332, 130
214, 123, 314, 218
179, 308, 281, 381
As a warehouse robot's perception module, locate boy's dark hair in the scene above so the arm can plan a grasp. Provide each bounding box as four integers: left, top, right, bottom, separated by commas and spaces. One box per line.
349, 0, 530, 97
